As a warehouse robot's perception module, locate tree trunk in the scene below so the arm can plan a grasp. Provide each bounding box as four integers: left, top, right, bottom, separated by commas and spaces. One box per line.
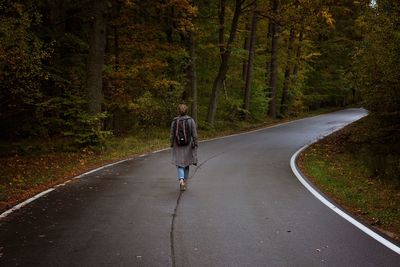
113, 3, 121, 71
280, 27, 295, 115
207, 51, 230, 125
186, 31, 198, 123
164, 5, 175, 44
114, 27, 119, 69
48, 0, 66, 30
292, 18, 305, 78
267, 0, 280, 118
218, 0, 226, 58
86, 0, 107, 115
242, 20, 251, 80
265, 21, 272, 91
243, 1, 258, 120
207, 0, 242, 125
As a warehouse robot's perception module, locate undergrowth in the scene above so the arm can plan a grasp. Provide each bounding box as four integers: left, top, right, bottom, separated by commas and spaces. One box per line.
300, 116, 400, 239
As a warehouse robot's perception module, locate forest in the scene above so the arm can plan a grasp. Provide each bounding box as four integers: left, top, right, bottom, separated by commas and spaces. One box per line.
0, 1, 399, 193
1, 0, 386, 141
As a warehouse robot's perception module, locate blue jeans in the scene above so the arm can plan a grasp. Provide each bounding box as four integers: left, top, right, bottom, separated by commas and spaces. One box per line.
177, 166, 189, 180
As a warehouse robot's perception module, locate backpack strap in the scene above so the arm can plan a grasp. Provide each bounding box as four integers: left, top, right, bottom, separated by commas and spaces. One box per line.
183, 119, 187, 142
175, 118, 179, 140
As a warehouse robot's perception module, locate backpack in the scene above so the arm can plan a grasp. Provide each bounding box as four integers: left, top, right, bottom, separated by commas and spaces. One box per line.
174, 118, 191, 146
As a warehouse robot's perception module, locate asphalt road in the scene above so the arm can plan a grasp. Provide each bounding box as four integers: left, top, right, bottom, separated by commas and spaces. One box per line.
1, 108, 399, 266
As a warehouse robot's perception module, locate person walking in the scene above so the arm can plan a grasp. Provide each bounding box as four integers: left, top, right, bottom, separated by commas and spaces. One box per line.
170, 104, 198, 191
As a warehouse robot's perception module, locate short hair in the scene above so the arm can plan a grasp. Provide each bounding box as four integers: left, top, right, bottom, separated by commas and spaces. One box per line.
178, 104, 188, 116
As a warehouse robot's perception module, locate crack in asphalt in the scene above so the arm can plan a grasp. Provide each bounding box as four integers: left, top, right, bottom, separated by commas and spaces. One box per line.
169, 151, 226, 267
170, 190, 183, 267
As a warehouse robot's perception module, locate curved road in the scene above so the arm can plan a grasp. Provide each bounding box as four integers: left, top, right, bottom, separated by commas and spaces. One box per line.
1, 109, 399, 266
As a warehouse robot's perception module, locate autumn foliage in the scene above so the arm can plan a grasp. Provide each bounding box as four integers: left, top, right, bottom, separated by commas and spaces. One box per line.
0, 0, 398, 149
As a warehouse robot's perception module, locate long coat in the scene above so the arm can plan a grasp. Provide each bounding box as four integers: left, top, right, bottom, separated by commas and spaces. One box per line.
170, 115, 198, 167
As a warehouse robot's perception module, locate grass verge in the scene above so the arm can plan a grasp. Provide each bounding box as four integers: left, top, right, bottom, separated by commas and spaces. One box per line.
0, 107, 341, 213
298, 116, 400, 240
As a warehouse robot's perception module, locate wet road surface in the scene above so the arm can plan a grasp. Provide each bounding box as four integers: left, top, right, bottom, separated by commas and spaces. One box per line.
1, 109, 399, 266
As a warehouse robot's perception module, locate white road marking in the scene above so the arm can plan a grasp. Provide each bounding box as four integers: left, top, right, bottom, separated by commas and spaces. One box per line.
152, 148, 169, 154
0, 157, 136, 219
290, 143, 400, 255
0, 108, 366, 224
72, 158, 135, 180
223, 108, 399, 254
0, 111, 341, 219
0, 189, 55, 219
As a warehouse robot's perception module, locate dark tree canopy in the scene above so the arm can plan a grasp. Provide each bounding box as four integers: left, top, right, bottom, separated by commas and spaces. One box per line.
0, 0, 397, 145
